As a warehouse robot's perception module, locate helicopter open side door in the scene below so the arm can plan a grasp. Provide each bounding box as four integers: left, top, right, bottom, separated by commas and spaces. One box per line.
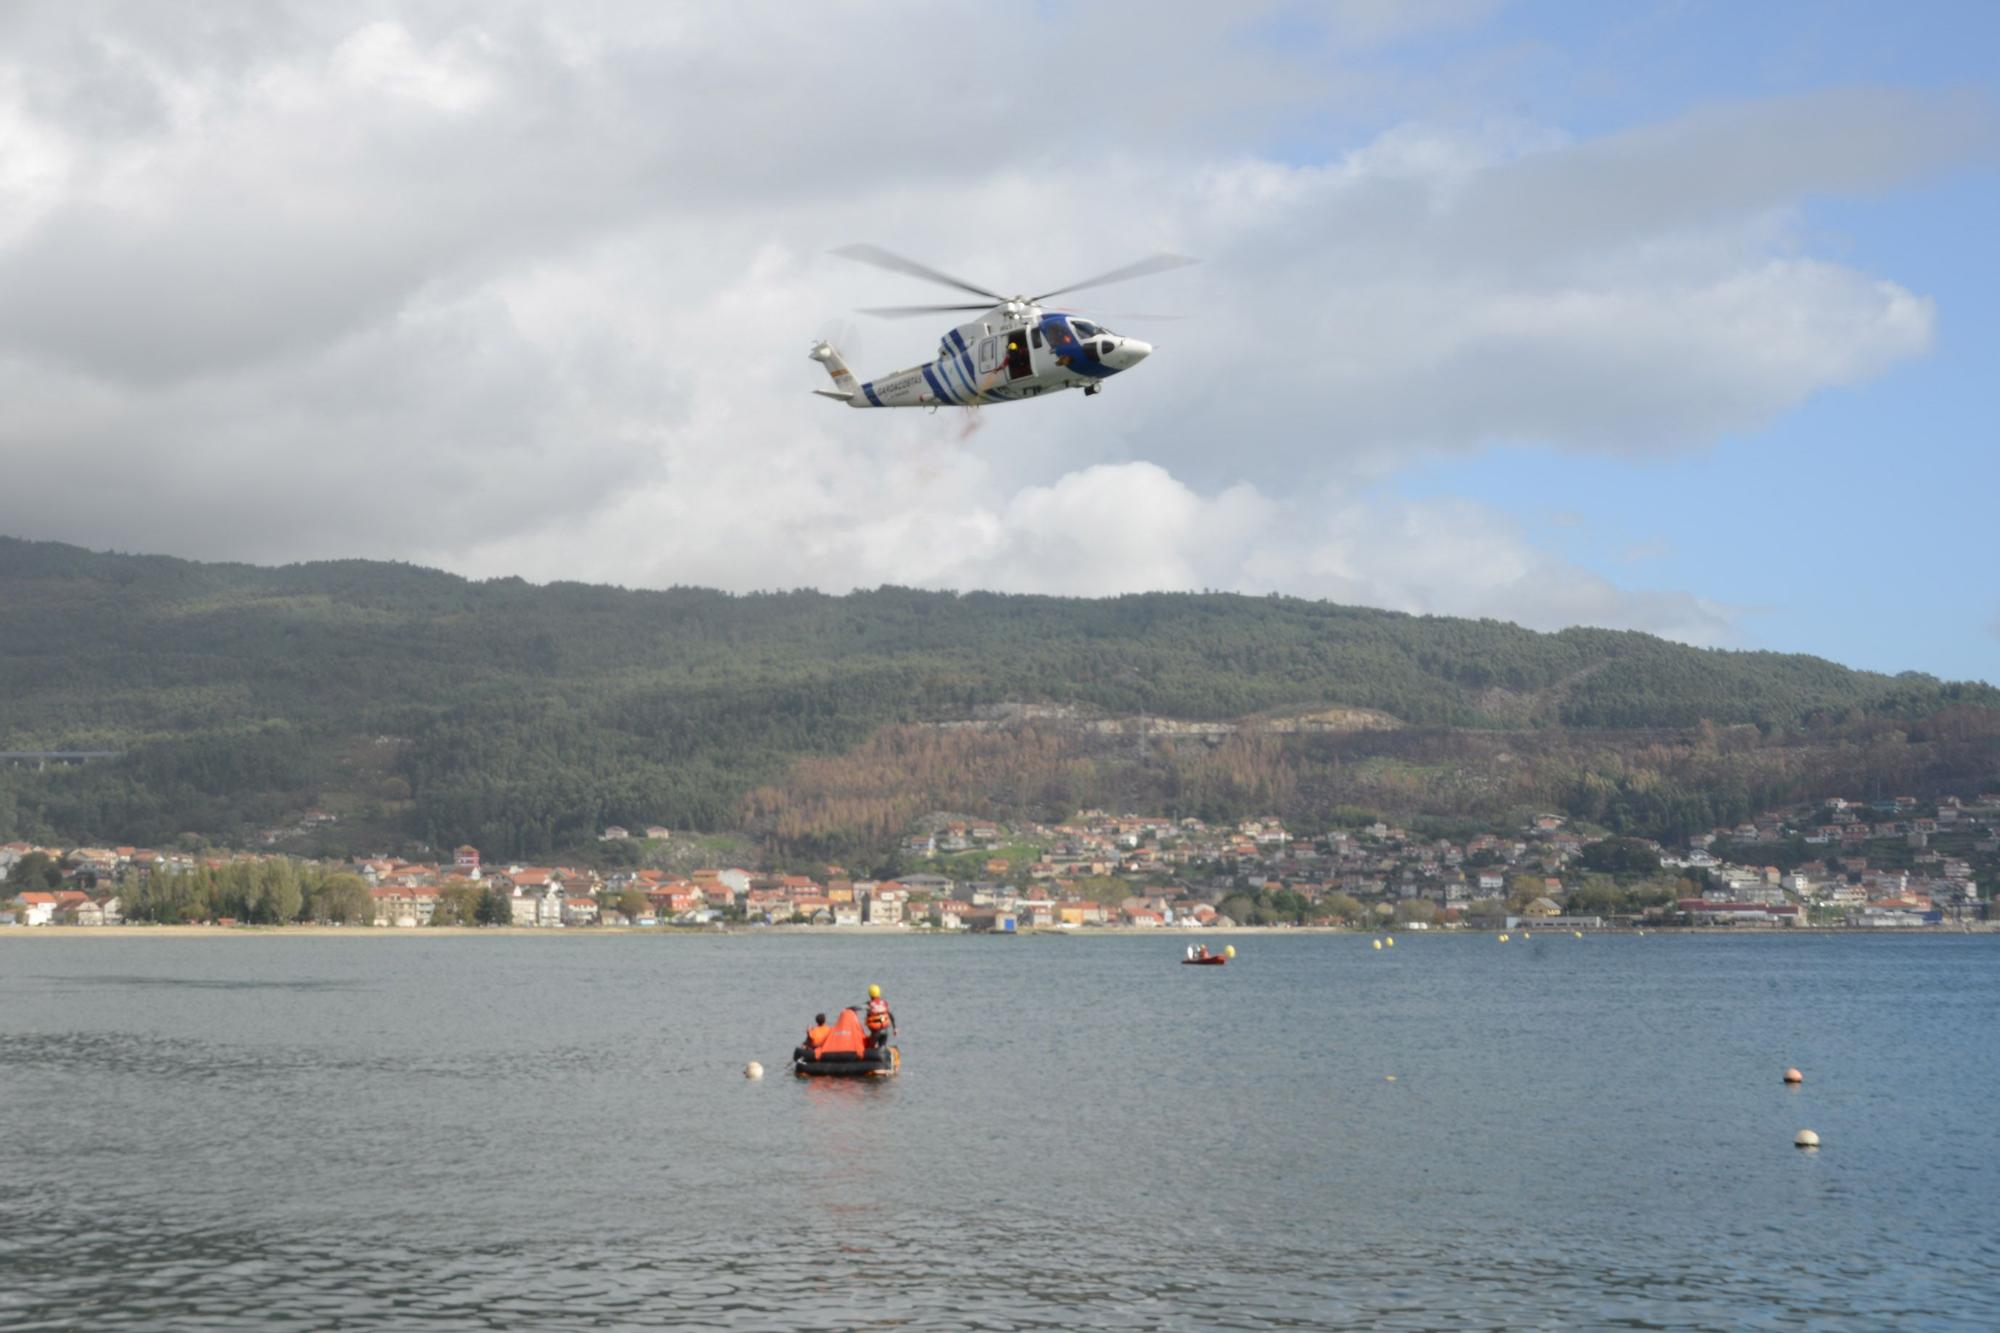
1005, 330, 1034, 380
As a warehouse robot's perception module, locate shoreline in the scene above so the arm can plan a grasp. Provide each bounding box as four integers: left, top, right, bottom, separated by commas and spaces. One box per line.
3, 923, 1990, 940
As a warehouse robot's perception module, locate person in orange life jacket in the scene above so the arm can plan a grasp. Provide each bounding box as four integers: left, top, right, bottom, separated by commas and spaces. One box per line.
863, 984, 896, 1051
793, 1013, 831, 1064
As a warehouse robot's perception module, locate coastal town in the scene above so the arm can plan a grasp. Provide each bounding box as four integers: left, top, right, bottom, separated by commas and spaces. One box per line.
6, 790, 1997, 931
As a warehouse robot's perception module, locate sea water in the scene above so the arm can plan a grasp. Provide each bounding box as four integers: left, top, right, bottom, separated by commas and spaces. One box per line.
3, 931, 1996, 1329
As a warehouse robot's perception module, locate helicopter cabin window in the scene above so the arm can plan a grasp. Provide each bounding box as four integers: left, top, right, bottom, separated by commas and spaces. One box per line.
1030, 327, 1043, 349
977, 337, 1000, 373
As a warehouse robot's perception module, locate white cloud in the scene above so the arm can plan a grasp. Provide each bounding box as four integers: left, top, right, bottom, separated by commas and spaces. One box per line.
0, 2, 1986, 650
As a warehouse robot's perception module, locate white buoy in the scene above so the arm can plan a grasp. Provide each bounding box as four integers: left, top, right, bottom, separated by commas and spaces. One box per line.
1794, 1129, 1819, 1149
744, 1061, 764, 1080
1784, 1067, 1803, 1085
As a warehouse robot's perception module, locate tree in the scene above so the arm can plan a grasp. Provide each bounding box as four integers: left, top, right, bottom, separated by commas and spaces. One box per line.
1626, 876, 1685, 910
310, 873, 373, 924
251, 860, 302, 924
7, 851, 63, 891
1580, 837, 1664, 877
1321, 891, 1363, 925
1506, 875, 1547, 911
1218, 894, 1257, 926
1566, 875, 1627, 916
1393, 898, 1438, 926
618, 888, 649, 920
434, 883, 483, 925
124, 868, 213, 924
475, 888, 513, 925
1465, 897, 1508, 926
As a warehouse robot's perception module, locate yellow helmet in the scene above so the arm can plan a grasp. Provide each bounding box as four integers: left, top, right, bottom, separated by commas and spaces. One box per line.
868, 984, 881, 999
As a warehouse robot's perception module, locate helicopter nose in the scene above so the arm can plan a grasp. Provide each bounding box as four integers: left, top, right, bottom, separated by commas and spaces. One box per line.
1107, 337, 1152, 369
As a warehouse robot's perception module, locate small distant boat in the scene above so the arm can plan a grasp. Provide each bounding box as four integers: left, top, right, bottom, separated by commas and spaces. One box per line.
793, 1007, 901, 1078
1181, 945, 1234, 966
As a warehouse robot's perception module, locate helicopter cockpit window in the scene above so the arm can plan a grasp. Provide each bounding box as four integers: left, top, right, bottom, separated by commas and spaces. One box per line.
1071, 320, 1100, 338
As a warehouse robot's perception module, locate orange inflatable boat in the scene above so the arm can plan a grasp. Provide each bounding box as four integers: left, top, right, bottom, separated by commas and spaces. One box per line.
794, 1006, 900, 1078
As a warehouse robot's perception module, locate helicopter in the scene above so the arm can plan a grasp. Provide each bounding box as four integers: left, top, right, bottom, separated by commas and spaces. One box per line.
809, 244, 1194, 409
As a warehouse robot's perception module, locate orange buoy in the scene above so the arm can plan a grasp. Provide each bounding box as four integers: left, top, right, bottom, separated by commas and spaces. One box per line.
1783, 1067, 1803, 1085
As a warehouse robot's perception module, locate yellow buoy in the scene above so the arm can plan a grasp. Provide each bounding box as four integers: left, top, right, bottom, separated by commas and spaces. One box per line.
1498, 933, 1509, 942
1522, 930, 1531, 939
1574, 931, 1582, 938
1384, 1075, 1396, 1082
1385, 936, 1395, 947
1224, 945, 1235, 959
1371, 939, 1382, 950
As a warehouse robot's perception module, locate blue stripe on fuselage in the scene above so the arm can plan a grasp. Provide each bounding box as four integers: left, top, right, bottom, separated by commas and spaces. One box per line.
948, 352, 979, 402
949, 330, 980, 398
921, 364, 956, 405
862, 381, 883, 407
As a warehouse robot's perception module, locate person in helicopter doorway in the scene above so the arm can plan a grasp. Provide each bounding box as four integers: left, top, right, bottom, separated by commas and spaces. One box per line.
863, 984, 897, 1053
793, 1013, 832, 1065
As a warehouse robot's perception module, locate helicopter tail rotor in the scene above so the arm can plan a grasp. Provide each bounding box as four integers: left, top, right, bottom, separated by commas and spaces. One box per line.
807, 338, 860, 401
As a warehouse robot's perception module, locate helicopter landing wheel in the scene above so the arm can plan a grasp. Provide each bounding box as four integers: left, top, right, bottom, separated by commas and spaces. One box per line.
1084, 383, 1102, 396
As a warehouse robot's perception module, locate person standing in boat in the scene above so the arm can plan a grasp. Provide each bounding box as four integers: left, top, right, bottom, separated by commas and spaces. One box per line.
793, 1013, 832, 1065
864, 985, 897, 1052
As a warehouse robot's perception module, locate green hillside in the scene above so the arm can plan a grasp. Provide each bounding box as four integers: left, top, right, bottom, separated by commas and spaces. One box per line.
2, 536, 1994, 856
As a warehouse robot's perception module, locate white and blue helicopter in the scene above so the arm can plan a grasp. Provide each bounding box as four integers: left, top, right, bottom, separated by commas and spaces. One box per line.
810, 244, 1194, 409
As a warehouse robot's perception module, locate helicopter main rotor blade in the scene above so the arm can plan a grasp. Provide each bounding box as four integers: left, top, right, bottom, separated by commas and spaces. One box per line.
856, 302, 998, 320
831, 244, 1006, 303
1032, 253, 1198, 303
1049, 309, 1189, 322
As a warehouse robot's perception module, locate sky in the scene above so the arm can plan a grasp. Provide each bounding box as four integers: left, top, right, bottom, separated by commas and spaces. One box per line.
0, 0, 1994, 682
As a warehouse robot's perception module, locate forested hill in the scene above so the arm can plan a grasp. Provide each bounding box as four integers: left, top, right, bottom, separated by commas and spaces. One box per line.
3, 536, 1995, 855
